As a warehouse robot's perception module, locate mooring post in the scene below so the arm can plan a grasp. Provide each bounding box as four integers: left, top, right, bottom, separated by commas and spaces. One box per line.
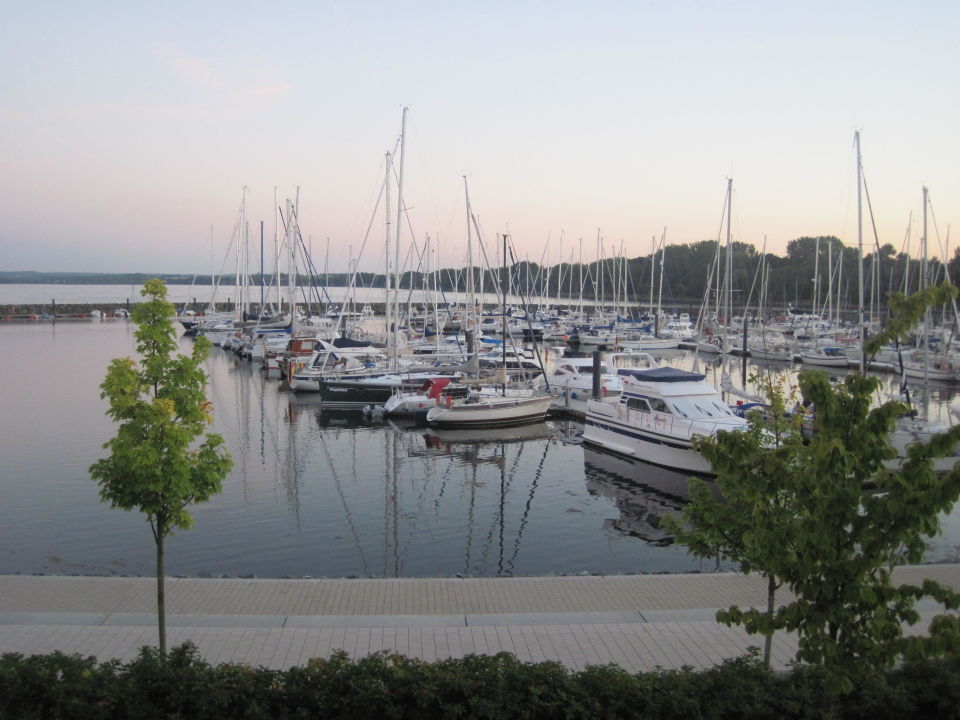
592, 350, 602, 399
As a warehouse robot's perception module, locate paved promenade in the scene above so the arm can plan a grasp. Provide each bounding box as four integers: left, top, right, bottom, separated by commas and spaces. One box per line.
1, 565, 958, 672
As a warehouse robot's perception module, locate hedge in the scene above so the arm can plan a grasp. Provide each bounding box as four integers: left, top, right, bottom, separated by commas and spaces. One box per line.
2, 643, 960, 719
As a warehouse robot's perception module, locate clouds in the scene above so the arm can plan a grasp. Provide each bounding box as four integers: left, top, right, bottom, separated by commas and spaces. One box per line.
247, 83, 294, 99
168, 56, 218, 86
152, 42, 293, 112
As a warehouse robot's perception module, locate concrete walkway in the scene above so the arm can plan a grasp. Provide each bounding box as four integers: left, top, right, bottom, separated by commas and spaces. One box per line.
1, 565, 958, 672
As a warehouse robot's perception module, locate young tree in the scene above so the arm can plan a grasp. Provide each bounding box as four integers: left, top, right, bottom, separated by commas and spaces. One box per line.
671, 283, 960, 691
89, 279, 232, 655
666, 372, 804, 667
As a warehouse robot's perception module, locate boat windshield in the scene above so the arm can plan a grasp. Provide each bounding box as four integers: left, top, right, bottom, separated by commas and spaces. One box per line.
668, 396, 734, 418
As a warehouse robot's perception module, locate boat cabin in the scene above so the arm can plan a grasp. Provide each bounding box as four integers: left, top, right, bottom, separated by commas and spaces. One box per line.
616, 367, 738, 420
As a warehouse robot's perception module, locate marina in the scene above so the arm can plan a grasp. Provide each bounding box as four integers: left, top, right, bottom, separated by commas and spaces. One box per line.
3, 313, 960, 580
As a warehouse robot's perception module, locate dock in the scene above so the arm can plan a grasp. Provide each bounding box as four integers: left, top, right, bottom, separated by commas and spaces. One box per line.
2, 565, 958, 672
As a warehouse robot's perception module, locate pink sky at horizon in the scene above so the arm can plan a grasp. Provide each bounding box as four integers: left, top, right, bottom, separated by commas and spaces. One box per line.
1, 2, 956, 275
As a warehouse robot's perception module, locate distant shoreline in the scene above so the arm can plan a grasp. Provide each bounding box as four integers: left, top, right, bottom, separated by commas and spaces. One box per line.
0, 272, 200, 285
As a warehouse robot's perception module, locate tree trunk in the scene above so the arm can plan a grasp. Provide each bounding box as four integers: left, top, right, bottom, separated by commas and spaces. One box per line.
156, 529, 166, 656
764, 574, 775, 668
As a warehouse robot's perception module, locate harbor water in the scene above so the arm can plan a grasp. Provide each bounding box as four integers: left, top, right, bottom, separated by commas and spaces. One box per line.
2, 311, 960, 578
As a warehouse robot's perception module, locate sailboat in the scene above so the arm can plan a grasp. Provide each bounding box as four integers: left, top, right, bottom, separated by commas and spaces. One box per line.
748, 250, 794, 362
425, 229, 551, 428
799, 345, 851, 368
693, 187, 733, 356
832, 135, 960, 471
617, 231, 681, 351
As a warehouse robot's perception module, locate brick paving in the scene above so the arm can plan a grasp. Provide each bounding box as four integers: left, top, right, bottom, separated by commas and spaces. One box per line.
0, 565, 958, 672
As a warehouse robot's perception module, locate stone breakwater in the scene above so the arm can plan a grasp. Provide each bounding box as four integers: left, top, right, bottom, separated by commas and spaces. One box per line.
0, 303, 228, 320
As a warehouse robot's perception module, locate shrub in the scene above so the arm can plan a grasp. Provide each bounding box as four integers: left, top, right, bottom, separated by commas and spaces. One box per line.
3, 644, 960, 719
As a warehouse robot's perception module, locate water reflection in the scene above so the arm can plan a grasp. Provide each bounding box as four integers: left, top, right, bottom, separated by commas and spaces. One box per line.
583, 446, 690, 545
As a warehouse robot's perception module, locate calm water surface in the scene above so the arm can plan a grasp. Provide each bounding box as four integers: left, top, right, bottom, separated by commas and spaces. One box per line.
2, 320, 959, 578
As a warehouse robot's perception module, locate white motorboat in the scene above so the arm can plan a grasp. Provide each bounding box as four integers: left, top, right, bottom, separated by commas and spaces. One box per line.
582, 366, 749, 476
540, 353, 658, 413
287, 341, 388, 392
540, 356, 622, 413
383, 377, 469, 417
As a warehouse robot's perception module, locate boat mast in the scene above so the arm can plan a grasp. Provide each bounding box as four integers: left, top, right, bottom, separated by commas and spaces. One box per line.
649, 235, 656, 320
578, 238, 584, 318
502, 234, 508, 395
723, 177, 732, 356
234, 187, 246, 323
657, 228, 666, 331
827, 240, 833, 328
393, 106, 408, 372
555, 231, 563, 312
813, 236, 820, 321
209, 224, 216, 312
856, 130, 866, 372
274, 186, 280, 315
384, 150, 392, 363
259, 221, 265, 315
922, 185, 929, 394
464, 176, 477, 342
286, 198, 297, 331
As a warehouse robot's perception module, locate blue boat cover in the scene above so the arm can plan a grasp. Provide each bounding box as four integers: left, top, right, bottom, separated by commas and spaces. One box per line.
332, 336, 374, 348
617, 367, 706, 382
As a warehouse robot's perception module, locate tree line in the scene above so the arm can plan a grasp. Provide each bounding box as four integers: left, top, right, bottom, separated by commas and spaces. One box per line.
8, 237, 957, 316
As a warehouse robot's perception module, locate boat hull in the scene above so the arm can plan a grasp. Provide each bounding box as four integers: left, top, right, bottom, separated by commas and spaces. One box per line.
582, 412, 713, 476
425, 395, 552, 428
581, 387, 747, 477
318, 380, 395, 408
799, 354, 849, 368
617, 337, 680, 351
903, 364, 958, 383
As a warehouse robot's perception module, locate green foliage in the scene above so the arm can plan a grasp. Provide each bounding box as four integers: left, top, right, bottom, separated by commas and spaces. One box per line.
0, 651, 118, 720
89, 278, 233, 653
865, 281, 958, 355
665, 372, 804, 665
670, 361, 960, 692
90, 278, 232, 532
4, 645, 960, 719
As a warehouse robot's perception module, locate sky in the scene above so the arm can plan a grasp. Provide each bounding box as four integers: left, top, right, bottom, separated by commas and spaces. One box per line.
1, 1, 957, 275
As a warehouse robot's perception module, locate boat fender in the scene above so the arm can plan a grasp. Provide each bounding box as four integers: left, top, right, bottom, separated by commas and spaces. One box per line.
445, 394, 454, 408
